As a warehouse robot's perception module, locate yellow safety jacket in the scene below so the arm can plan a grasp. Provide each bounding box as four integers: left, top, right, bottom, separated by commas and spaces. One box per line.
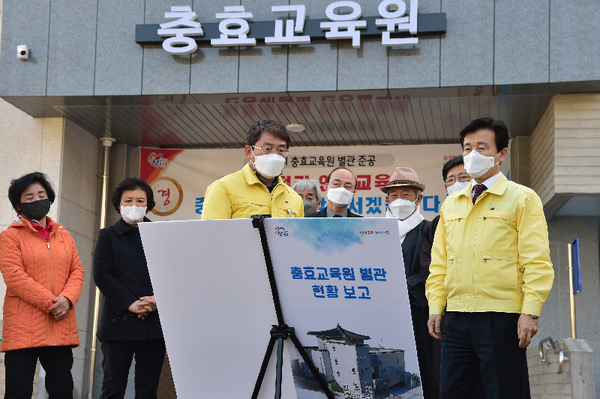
201, 163, 304, 219
426, 174, 554, 317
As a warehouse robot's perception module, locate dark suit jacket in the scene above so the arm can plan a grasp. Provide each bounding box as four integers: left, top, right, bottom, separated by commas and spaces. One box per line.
93, 218, 163, 341
402, 219, 430, 310
419, 214, 440, 284
307, 207, 363, 217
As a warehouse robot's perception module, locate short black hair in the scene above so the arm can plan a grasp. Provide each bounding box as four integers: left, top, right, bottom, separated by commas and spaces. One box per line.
459, 116, 509, 152
111, 177, 155, 213
245, 119, 291, 148
442, 156, 464, 181
327, 167, 358, 186
8, 172, 56, 211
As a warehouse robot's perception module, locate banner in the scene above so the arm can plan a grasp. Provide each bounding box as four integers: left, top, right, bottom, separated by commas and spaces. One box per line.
265, 217, 419, 399
139, 217, 420, 399
139, 144, 463, 221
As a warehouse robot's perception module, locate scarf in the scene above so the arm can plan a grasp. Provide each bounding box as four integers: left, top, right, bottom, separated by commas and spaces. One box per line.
386, 208, 424, 242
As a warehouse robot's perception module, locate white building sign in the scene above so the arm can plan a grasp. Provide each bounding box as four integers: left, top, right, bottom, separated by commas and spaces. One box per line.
135, 0, 448, 55
158, 6, 203, 55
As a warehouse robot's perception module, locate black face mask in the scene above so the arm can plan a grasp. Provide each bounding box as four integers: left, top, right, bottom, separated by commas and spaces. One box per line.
19, 199, 51, 220
303, 199, 318, 215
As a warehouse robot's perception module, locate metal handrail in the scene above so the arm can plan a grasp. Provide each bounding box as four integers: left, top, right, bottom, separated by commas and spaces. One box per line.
87, 137, 115, 399
539, 337, 569, 374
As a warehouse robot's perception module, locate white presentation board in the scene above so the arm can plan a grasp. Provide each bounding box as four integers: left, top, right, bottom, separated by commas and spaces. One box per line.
140, 217, 421, 399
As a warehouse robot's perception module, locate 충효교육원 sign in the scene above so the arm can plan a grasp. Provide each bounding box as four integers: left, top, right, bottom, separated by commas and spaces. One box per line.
136, 0, 446, 55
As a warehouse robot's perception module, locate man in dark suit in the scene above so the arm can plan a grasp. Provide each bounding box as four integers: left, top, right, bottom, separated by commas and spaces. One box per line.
307, 167, 362, 217
382, 167, 435, 398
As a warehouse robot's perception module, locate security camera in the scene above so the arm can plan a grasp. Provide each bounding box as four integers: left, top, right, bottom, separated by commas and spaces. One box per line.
17, 45, 28, 60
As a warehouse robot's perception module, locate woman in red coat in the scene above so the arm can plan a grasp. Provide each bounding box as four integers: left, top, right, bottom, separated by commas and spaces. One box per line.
0, 172, 84, 399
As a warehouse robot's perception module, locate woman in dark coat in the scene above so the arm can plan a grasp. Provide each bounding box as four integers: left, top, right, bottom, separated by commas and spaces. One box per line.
93, 177, 165, 399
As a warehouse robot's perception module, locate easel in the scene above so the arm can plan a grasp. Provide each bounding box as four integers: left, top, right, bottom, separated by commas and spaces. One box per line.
251, 215, 335, 399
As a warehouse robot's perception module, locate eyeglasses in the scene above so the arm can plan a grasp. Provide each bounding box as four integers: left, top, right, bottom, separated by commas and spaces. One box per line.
444, 173, 471, 185
252, 145, 289, 156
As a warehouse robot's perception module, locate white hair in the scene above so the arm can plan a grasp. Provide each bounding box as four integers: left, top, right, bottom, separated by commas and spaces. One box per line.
292, 179, 323, 203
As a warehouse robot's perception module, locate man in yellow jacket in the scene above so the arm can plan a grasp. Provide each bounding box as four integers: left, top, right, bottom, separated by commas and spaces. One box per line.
201, 119, 304, 219
425, 117, 554, 399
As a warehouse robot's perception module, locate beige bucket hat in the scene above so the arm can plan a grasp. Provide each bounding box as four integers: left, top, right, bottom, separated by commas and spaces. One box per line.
380, 167, 426, 194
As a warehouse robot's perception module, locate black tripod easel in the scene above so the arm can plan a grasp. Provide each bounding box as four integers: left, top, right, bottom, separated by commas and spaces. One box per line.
251, 215, 335, 399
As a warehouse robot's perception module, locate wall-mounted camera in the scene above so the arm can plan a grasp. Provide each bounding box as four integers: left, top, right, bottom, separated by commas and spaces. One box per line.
17, 45, 29, 60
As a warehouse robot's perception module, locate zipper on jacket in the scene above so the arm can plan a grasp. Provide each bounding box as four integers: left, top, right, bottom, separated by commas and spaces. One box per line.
270, 187, 293, 217
27, 220, 60, 346
48, 241, 55, 296
268, 185, 290, 216
47, 239, 57, 346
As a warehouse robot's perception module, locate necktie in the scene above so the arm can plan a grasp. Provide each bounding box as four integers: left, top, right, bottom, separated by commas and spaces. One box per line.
472, 184, 487, 204
333, 214, 342, 218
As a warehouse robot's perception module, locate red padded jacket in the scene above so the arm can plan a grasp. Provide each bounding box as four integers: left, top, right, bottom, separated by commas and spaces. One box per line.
0, 216, 84, 351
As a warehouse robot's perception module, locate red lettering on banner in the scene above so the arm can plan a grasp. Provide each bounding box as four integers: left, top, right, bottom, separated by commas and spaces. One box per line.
260, 97, 275, 103
161, 95, 174, 103
158, 188, 171, 206
357, 95, 373, 101
294, 175, 309, 182
225, 97, 239, 103
321, 95, 335, 102
356, 175, 372, 191
281, 175, 291, 185
473, 86, 484, 96
279, 96, 293, 102
243, 97, 257, 103
376, 94, 391, 100
296, 96, 310, 102
319, 175, 328, 192
375, 174, 390, 188
339, 95, 354, 101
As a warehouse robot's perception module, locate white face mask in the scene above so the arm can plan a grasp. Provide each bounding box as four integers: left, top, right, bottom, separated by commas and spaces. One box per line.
447, 180, 470, 196
388, 198, 416, 220
253, 152, 286, 179
327, 187, 354, 207
463, 150, 500, 178
121, 205, 147, 224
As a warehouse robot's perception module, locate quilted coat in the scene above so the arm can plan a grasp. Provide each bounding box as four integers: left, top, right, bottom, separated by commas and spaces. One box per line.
0, 216, 84, 351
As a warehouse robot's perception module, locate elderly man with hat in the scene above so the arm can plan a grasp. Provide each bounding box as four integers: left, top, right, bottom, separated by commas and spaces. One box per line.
382, 167, 436, 399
